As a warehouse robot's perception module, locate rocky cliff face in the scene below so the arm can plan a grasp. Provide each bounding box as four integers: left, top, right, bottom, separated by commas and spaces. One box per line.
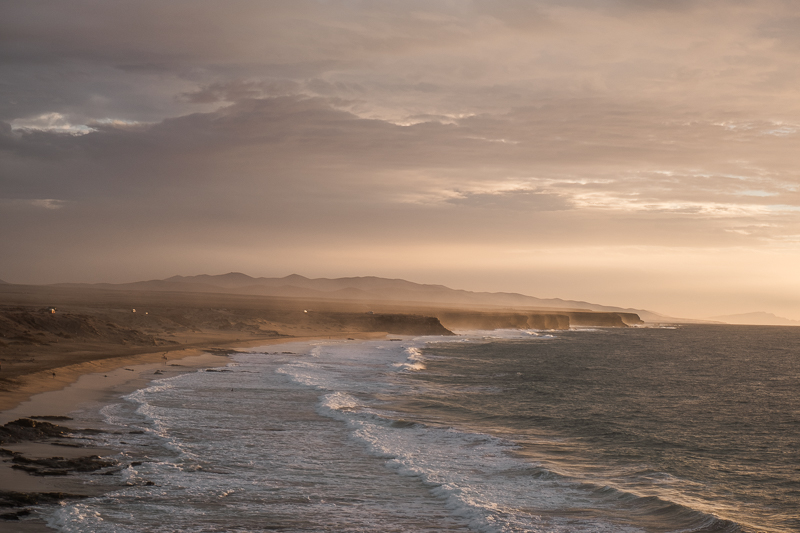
565, 312, 643, 327
323, 313, 454, 336
436, 311, 570, 331
435, 310, 641, 331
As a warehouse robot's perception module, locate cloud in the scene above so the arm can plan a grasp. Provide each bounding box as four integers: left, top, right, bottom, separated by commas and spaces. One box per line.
28, 198, 66, 209
3, 93, 797, 238
1, 1, 800, 318
10, 113, 94, 135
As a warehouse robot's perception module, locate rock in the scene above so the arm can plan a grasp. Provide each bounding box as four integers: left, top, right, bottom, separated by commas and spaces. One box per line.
0, 509, 31, 520
0, 419, 69, 445
11, 454, 117, 475
0, 491, 88, 508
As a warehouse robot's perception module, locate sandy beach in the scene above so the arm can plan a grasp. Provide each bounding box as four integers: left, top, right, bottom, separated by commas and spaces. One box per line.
0, 333, 392, 531
0, 346, 249, 529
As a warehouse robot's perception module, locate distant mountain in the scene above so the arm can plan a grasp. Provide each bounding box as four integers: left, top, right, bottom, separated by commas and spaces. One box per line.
710, 312, 800, 326
0, 279, 8, 285
55, 272, 679, 323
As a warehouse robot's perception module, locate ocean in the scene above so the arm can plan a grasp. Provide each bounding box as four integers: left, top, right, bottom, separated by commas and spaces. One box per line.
43, 325, 799, 532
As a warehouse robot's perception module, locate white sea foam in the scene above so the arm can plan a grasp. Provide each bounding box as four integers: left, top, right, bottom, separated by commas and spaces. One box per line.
43, 334, 666, 532
320, 391, 363, 411
277, 337, 645, 533
392, 346, 427, 370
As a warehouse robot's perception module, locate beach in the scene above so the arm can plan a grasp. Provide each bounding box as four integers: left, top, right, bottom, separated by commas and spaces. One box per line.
1, 330, 397, 530
1, 283, 415, 530
0, 340, 288, 530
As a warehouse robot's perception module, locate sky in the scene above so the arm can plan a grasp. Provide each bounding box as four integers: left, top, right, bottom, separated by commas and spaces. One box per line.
2, 0, 800, 320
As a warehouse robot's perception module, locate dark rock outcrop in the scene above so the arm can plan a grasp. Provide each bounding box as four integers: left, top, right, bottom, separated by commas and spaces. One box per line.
0, 491, 88, 509
0, 419, 69, 445
10, 454, 116, 476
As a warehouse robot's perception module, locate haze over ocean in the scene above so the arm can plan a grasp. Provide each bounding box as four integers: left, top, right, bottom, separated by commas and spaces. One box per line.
44, 326, 799, 532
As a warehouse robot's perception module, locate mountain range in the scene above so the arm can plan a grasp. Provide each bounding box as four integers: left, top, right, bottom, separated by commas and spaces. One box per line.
53, 272, 676, 322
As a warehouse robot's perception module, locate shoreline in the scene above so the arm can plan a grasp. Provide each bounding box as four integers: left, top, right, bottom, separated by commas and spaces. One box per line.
0, 332, 385, 415
0, 331, 385, 530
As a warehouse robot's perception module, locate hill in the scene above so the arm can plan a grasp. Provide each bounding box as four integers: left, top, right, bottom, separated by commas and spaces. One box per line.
56, 272, 674, 323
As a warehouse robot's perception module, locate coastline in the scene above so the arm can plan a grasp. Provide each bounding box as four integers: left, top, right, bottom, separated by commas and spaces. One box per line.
0, 331, 384, 530
0, 333, 385, 416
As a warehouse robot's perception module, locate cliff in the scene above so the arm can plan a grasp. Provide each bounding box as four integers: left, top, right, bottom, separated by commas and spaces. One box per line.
436, 311, 570, 331
325, 313, 454, 336
435, 310, 642, 331
565, 312, 643, 327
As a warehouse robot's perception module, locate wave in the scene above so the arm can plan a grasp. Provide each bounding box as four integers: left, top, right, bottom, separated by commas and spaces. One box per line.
276, 336, 753, 533
392, 346, 427, 371
318, 385, 747, 533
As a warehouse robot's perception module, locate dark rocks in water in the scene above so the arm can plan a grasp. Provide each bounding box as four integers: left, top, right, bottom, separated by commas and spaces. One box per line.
11, 454, 116, 476
29, 416, 73, 421
12, 464, 69, 476
0, 490, 88, 508
205, 348, 247, 356
0, 508, 32, 520
50, 442, 82, 448
74, 428, 105, 435
0, 419, 70, 445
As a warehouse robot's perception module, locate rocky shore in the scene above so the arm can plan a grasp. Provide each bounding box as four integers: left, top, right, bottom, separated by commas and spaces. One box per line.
0, 417, 122, 527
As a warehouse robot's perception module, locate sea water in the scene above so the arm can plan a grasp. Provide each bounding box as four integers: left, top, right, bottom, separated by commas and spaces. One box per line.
43, 325, 800, 532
